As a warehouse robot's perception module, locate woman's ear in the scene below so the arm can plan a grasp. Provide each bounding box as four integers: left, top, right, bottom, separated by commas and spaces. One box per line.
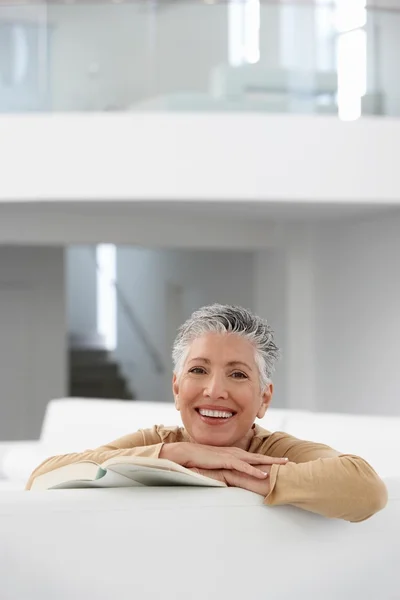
257, 382, 273, 419
172, 373, 180, 410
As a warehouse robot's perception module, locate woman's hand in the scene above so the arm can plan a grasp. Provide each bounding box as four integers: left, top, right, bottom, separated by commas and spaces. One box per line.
160, 442, 287, 480
190, 465, 273, 497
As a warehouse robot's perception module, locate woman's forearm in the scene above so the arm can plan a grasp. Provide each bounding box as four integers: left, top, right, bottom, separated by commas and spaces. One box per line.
26, 443, 164, 490
264, 455, 388, 522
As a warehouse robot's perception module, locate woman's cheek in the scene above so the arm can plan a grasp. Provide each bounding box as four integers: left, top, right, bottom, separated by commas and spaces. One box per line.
182, 379, 200, 397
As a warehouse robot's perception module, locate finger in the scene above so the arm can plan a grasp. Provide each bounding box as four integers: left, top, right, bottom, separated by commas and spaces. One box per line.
231, 459, 270, 479
227, 448, 288, 465
244, 454, 289, 465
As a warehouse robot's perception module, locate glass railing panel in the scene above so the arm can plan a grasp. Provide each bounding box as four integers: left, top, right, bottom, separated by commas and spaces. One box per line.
0, 1, 399, 119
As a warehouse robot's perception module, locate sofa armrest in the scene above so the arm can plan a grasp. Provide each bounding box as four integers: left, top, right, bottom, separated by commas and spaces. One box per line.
0, 441, 41, 481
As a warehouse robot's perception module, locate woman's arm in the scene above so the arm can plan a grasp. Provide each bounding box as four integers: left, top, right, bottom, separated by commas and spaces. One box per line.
256, 433, 388, 521
26, 426, 288, 490
25, 428, 164, 490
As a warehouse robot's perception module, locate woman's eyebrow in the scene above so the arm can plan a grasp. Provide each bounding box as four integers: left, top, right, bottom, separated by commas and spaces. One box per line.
226, 361, 253, 372
188, 357, 252, 371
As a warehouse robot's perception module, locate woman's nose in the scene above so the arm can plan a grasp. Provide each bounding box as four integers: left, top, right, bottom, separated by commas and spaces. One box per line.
203, 374, 228, 399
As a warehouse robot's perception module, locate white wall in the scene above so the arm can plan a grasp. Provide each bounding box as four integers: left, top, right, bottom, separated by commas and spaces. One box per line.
115, 248, 256, 402
254, 249, 287, 409
284, 225, 318, 412
314, 211, 400, 416
0, 203, 278, 248
255, 213, 400, 417
0, 246, 66, 440
66, 246, 97, 338
0, 215, 396, 434
254, 225, 319, 413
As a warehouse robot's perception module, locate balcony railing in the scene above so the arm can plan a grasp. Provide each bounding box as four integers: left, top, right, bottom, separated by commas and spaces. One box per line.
0, 1, 399, 119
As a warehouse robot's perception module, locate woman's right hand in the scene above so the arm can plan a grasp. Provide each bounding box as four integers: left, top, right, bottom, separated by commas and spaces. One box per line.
160, 442, 288, 479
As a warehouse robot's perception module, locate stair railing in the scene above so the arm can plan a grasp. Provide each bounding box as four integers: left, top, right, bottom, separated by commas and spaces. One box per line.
92, 248, 165, 374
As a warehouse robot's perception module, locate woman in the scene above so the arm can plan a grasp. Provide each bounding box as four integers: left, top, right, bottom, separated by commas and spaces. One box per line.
26, 304, 387, 522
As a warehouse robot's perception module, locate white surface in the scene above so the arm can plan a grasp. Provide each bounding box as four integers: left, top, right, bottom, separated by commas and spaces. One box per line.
0, 201, 282, 248
285, 226, 317, 411
0, 483, 399, 600
0, 479, 24, 491
285, 411, 400, 479
254, 249, 287, 408
1, 114, 400, 202
314, 211, 400, 415
1, 443, 55, 486
40, 399, 183, 447
255, 212, 400, 417
0, 442, 38, 479
0, 247, 66, 440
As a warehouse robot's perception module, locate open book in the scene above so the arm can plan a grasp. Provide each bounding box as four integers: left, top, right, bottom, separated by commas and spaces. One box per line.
30, 455, 227, 491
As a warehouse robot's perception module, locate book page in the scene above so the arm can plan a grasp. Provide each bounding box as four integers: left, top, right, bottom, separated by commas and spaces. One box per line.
102, 455, 226, 486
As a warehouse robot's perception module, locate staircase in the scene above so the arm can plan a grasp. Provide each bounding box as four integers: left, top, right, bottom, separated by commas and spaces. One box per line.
69, 346, 135, 400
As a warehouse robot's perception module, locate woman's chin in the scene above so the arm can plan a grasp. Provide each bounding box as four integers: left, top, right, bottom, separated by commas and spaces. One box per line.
190, 423, 237, 447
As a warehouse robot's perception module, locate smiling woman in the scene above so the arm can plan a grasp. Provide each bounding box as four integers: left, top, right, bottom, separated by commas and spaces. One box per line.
26, 304, 388, 523
172, 328, 276, 449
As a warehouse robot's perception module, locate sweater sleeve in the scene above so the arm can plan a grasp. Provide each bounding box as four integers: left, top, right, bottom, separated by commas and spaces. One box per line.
25, 427, 164, 491
261, 433, 388, 522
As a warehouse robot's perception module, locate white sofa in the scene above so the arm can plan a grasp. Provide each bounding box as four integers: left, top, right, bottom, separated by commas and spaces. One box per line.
1, 398, 399, 599
1, 397, 400, 490
0, 400, 185, 489
0, 482, 399, 600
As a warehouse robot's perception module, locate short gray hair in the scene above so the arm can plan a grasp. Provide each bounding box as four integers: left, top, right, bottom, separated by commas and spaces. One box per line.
172, 303, 281, 390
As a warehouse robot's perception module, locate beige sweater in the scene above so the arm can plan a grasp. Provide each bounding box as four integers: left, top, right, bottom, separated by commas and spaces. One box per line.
26, 424, 388, 522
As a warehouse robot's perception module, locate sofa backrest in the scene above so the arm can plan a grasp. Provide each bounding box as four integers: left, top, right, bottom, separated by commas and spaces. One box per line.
1, 481, 399, 600
40, 398, 183, 450
39, 398, 400, 478
3, 398, 400, 485
0, 400, 291, 485
285, 411, 400, 478
39, 398, 290, 450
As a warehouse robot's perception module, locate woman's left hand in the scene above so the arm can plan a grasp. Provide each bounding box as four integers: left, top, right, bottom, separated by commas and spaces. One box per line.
190, 465, 272, 496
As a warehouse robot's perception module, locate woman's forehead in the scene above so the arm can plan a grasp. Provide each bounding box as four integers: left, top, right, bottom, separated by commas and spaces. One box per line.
186, 332, 255, 362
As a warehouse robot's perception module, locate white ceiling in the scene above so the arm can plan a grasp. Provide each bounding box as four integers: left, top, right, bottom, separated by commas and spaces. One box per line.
158, 201, 393, 222
0, 200, 395, 223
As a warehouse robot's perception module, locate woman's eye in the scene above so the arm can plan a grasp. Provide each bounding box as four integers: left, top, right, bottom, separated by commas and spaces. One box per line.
231, 371, 247, 379
189, 367, 206, 375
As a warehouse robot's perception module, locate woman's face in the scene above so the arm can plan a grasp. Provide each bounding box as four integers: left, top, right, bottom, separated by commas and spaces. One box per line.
172, 332, 273, 448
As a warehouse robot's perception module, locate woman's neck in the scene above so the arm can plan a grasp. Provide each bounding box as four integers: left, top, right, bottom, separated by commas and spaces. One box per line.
233, 426, 256, 451
182, 425, 256, 450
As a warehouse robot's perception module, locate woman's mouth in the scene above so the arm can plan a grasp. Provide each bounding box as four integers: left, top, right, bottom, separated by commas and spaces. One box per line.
195, 407, 236, 425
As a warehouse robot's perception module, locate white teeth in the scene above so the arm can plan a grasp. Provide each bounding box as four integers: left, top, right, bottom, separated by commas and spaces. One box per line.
198, 409, 233, 419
